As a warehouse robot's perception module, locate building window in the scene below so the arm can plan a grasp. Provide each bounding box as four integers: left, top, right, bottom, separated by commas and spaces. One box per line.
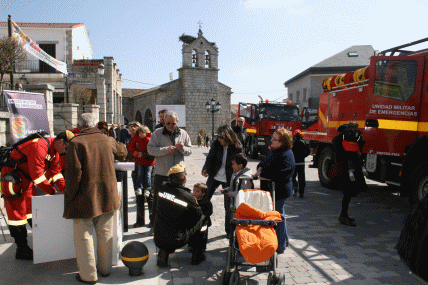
38, 43, 56, 73
296, 90, 300, 103
289, 94, 293, 102
205, 50, 211, 68
303, 88, 307, 102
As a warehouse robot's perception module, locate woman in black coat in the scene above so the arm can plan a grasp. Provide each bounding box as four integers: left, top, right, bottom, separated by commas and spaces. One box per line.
255, 128, 295, 254
202, 125, 243, 202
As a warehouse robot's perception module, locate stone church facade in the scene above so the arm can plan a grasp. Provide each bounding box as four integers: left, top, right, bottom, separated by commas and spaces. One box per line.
122, 29, 232, 144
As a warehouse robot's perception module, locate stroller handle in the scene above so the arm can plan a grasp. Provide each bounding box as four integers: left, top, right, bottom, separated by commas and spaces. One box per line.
231, 218, 277, 227
251, 176, 275, 205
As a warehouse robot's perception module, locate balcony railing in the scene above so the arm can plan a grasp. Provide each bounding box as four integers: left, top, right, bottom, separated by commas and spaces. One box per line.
16, 60, 60, 73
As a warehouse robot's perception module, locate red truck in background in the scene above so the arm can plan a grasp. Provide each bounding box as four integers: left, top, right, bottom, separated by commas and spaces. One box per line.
237, 100, 300, 159
301, 37, 428, 204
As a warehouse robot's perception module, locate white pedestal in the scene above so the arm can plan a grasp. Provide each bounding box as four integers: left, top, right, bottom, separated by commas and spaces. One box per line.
32, 182, 123, 265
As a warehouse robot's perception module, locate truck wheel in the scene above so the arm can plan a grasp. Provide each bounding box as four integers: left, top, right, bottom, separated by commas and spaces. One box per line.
250, 141, 258, 159
410, 163, 428, 205
318, 146, 339, 189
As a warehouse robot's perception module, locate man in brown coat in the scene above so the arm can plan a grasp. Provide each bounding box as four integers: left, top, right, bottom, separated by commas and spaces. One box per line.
64, 113, 128, 284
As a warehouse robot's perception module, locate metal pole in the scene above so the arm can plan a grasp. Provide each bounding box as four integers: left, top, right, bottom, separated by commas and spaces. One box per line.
8, 15, 14, 90
65, 76, 69, 103
211, 109, 215, 141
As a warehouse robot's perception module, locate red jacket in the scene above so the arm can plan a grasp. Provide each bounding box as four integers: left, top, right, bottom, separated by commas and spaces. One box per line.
10, 136, 64, 194
128, 133, 155, 166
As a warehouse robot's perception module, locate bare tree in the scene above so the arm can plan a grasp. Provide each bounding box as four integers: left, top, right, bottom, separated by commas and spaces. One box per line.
72, 85, 95, 105
0, 36, 27, 94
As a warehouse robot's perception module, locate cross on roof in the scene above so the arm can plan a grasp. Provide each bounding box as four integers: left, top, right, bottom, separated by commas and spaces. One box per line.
198, 20, 203, 30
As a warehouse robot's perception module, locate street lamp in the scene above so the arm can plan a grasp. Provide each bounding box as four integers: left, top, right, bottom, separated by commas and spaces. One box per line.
205, 98, 221, 141
97, 63, 105, 76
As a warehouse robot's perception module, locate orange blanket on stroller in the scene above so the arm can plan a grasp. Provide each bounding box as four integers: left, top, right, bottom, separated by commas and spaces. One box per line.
234, 202, 282, 264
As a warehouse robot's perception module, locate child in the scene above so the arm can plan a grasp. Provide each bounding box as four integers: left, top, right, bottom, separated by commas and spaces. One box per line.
192, 183, 212, 254
128, 126, 155, 228
220, 153, 253, 235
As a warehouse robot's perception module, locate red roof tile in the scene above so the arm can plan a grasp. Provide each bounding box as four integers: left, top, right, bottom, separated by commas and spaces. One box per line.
0, 22, 84, 29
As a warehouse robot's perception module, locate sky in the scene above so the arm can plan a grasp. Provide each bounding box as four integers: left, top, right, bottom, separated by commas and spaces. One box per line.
2, 0, 428, 104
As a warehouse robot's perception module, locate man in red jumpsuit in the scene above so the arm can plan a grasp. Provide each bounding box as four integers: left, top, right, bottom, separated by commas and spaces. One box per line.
0, 130, 74, 260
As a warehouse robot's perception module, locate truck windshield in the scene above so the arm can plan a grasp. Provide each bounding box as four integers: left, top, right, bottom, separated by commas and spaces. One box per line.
259, 105, 299, 122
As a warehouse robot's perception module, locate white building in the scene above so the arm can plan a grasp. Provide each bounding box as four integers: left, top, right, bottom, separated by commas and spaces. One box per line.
284, 45, 375, 108
0, 21, 123, 125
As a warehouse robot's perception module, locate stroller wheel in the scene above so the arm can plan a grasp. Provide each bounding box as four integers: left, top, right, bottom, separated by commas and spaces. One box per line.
267, 272, 277, 285
220, 270, 231, 285
229, 270, 240, 285
275, 274, 285, 285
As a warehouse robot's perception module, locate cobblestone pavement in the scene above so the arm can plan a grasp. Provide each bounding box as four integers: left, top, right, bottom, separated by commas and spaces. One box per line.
0, 146, 423, 284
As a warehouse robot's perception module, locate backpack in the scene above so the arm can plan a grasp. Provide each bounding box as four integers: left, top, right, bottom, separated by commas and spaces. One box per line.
0, 131, 49, 182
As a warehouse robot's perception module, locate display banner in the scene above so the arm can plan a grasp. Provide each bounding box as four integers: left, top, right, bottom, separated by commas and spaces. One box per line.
11, 20, 67, 74
156, 105, 186, 127
3, 90, 50, 143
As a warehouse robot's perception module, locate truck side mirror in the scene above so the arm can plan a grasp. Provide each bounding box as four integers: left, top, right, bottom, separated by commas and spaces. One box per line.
305, 110, 310, 120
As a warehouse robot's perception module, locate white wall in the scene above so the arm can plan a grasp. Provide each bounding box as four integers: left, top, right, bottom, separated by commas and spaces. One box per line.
0, 27, 67, 62
72, 25, 93, 59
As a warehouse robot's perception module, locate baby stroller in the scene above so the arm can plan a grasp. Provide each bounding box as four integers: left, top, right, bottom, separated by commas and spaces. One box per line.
221, 177, 285, 285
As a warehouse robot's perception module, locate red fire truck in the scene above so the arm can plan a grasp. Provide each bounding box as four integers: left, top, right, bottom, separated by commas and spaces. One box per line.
302, 38, 428, 204
237, 100, 300, 158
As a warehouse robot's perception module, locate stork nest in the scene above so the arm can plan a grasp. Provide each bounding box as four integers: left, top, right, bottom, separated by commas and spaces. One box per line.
179, 35, 196, 44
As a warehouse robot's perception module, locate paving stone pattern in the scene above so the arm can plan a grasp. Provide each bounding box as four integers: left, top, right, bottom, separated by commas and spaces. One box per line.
0, 146, 423, 284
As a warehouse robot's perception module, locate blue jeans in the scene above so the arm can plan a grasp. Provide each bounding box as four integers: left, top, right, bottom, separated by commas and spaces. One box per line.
224, 195, 233, 234
275, 198, 289, 251
136, 165, 153, 190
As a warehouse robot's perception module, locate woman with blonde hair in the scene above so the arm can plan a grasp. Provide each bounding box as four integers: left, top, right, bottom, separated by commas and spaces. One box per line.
254, 128, 295, 254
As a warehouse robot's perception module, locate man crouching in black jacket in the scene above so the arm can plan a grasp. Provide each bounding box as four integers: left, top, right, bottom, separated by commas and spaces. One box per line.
154, 164, 206, 267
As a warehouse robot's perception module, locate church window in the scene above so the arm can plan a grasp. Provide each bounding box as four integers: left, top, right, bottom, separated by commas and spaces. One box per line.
192, 49, 198, 67
205, 50, 211, 68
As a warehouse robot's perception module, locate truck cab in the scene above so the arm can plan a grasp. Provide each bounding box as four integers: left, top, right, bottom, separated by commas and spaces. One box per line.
238, 101, 300, 158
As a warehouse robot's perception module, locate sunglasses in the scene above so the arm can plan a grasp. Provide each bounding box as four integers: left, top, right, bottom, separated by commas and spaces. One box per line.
238, 120, 244, 123
166, 122, 177, 126
217, 135, 225, 140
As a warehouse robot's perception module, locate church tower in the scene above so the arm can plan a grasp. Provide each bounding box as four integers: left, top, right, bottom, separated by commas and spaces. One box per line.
178, 28, 230, 143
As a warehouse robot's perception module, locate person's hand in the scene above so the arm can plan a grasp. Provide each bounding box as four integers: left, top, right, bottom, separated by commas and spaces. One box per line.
202, 169, 208, 177
175, 230, 189, 243
220, 189, 229, 196
175, 142, 184, 151
168, 146, 177, 154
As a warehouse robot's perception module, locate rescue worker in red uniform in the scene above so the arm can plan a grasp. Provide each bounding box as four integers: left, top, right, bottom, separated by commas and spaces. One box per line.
0, 130, 74, 260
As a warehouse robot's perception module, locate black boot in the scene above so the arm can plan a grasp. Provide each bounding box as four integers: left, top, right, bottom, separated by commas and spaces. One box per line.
191, 248, 206, 265
9, 224, 33, 260
157, 249, 169, 267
